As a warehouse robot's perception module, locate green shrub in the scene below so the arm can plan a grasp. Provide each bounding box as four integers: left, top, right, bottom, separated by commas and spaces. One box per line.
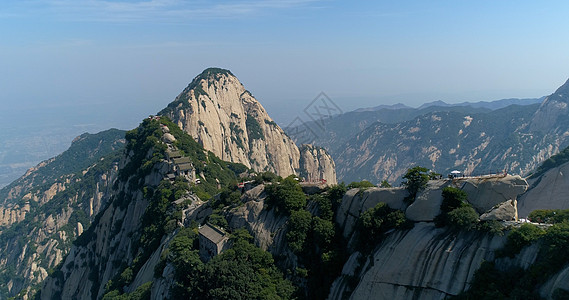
265, 177, 306, 215
253, 171, 280, 184
347, 180, 375, 189
195, 236, 294, 300
447, 206, 479, 230
435, 186, 478, 230
440, 187, 468, 213
313, 217, 334, 247
358, 202, 410, 249
478, 220, 505, 235
213, 189, 241, 209
326, 183, 347, 212
498, 224, 545, 258
286, 210, 312, 253
207, 214, 228, 229
402, 166, 430, 201
528, 209, 569, 224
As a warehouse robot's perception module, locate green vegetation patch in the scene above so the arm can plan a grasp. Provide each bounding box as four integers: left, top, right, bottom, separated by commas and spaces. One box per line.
357, 202, 412, 250
497, 223, 545, 258
402, 166, 433, 202
434, 186, 493, 232
246, 113, 264, 142
265, 176, 307, 215
347, 180, 376, 190
528, 209, 569, 224
168, 228, 294, 299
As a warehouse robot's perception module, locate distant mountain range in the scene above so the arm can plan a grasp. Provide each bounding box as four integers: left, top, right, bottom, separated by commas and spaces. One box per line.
286, 82, 569, 184
354, 97, 544, 112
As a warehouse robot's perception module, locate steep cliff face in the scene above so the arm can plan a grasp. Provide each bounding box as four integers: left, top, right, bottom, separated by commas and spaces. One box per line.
329, 175, 569, 300
330, 222, 569, 300
294, 78, 569, 184
159, 68, 336, 183
518, 161, 569, 217
298, 144, 337, 184
227, 185, 290, 252
341, 223, 505, 299
0, 130, 124, 298
40, 167, 160, 299
336, 187, 409, 240
39, 117, 251, 299
530, 78, 569, 133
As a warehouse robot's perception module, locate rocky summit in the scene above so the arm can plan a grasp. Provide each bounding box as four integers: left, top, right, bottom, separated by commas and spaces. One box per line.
160, 68, 336, 184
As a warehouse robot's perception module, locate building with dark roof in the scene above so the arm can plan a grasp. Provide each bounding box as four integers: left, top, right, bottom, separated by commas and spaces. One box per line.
199, 223, 230, 262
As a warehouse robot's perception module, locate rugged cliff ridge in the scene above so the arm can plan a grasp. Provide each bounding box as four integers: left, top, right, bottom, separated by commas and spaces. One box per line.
298, 144, 337, 184
518, 164, 569, 217
159, 68, 336, 183
35, 129, 569, 300
288, 78, 569, 184
0, 129, 125, 298
530, 78, 569, 133
329, 175, 569, 299
39, 117, 254, 299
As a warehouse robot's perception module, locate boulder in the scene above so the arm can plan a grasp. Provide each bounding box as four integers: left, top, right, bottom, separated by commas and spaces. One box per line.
241, 184, 266, 202
162, 133, 176, 143
460, 175, 527, 214
480, 200, 517, 221
228, 198, 288, 251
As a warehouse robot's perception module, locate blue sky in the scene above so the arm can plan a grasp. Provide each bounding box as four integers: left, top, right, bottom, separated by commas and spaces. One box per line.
2, 0, 569, 126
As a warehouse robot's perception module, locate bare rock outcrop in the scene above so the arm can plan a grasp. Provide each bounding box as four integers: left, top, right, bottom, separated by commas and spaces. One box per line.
337, 187, 408, 239
459, 175, 528, 214
227, 185, 288, 252
339, 223, 506, 299
160, 68, 336, 183
518, 161, 569, 217
405, 180, 449, 222
479, 200, 517, 221
530, 78, 569, 133
299, 144, 337, 184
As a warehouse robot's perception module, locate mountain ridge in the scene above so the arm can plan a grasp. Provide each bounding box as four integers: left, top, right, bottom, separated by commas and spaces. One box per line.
160, 67, 337, 184
286, 78, 569, 184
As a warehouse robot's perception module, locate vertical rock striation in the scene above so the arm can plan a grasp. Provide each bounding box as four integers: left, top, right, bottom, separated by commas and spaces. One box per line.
160, 68, 336, 183
298, 144, 337, 184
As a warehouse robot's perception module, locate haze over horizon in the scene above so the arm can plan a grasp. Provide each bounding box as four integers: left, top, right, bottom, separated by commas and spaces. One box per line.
2, 0, 569, 127
2, 0, 569, 188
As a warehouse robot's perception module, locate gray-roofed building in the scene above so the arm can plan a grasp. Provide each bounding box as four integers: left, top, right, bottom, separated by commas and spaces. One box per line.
166, 150, 182, 160
173, 157, 191, 165
199, 223, 230, 262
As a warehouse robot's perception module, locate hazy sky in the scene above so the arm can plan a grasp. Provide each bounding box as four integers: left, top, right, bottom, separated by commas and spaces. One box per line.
2, 0, 569, 126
